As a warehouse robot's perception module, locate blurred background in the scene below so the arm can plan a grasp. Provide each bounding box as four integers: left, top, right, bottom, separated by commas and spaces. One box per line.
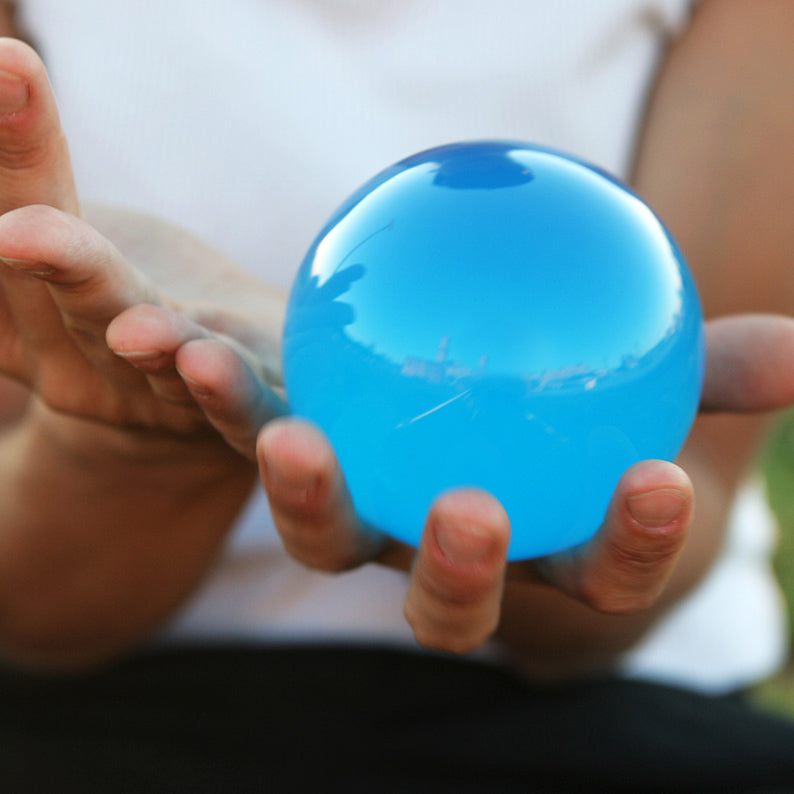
752, 409, 794, 715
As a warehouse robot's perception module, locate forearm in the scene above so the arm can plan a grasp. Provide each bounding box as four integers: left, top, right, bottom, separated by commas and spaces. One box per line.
0, 400, 256, 672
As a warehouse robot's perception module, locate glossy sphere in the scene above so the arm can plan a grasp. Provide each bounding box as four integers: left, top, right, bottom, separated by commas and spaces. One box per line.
283, 142, 704, 560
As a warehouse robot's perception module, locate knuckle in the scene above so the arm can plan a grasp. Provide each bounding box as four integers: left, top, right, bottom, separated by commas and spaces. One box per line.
414, 557, 500, 610
0, 136, 51, 173
404, 586, 499, 655
605, 524, 685, 577
578, 549, 672, 615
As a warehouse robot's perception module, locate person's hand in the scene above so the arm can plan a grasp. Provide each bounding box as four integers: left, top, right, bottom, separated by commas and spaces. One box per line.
0, 38, 285, 448
110, 170, 794, 660
0, 38, 287, 669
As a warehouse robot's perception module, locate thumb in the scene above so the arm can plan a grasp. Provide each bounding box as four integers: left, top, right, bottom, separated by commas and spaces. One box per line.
0, 37, 78, 214
701, 314, 794, 413
535, 459, 693, 615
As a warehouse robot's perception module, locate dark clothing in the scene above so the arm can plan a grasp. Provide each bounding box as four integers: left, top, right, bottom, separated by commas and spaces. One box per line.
1, 645, 793, 793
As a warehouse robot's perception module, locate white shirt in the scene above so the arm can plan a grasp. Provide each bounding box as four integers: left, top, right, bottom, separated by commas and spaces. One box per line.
17, 0, 789, 692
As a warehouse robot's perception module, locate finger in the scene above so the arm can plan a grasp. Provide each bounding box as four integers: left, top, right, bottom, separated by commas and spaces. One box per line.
0, 37, 80, 380
257, 418, 390, 570
111, 303, 287, 453
404, 490, 510, 654
176, 337, 287, 457
0, 37, 77, 213
535, 459, 692, 614
0, 205, 160, 394
107, 303, 205, 406
0, 205, 158, 343
702, 313, 794, 412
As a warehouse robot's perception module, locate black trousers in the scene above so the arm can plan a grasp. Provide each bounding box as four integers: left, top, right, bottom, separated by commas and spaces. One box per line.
1, 645, 793, 793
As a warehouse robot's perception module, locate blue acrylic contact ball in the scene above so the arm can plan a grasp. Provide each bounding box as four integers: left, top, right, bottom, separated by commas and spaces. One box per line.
283, 141, 704, 560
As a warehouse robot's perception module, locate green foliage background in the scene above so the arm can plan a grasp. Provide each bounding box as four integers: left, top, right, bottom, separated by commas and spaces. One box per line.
752, 410, 794, 715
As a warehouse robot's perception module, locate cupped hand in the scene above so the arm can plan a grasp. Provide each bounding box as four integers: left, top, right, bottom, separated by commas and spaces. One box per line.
0, 39, 294, 668
112, 340, 697, 653
115, 206, 794, 655
255, 418, 692, 654
0, 38, 285, 450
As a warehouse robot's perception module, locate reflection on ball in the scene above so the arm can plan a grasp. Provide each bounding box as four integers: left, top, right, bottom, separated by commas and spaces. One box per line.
283, 141, 704, 560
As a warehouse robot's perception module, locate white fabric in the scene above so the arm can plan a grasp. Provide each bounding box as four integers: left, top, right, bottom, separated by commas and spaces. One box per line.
22, 0, 691, 287
17, 0, 789, 690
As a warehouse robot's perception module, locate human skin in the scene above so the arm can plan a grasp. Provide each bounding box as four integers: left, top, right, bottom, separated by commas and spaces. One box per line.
0, 28, 284, 670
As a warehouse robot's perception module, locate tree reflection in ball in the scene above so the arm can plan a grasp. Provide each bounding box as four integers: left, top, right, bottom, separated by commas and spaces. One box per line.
283, 141, 704, 560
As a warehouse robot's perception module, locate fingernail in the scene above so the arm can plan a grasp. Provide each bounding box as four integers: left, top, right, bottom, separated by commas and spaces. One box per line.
0, 70, 29, 115
627, 489, 686, 528
114, 349, 164, 362
0, 255, 54, 277
433, 520, 494, 566
0, 254, 34, 267
115, 349, 172, 374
